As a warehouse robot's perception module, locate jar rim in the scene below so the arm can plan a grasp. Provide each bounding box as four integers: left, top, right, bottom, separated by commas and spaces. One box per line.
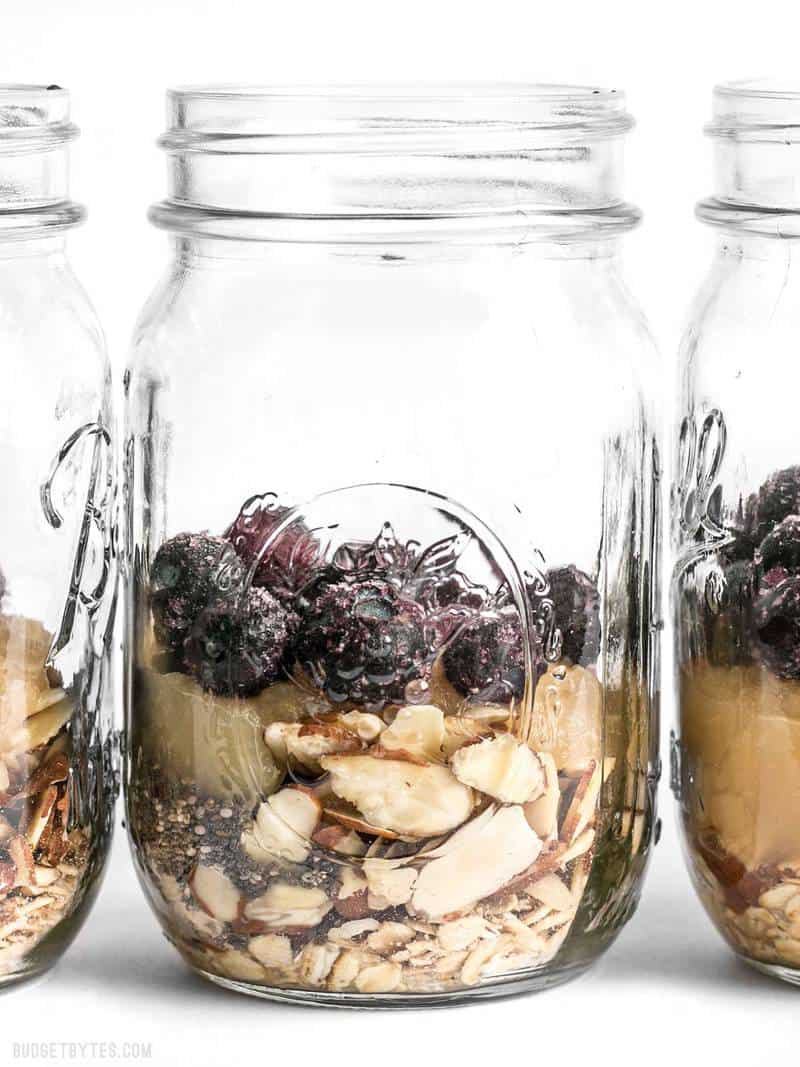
0, 84, 76, 146
155, 83, 636, 241
707, 78, 800, 142
163, 82, 633, 145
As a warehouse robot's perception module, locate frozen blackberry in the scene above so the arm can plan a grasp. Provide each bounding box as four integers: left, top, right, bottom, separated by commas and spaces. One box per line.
757, 515, 800, 573
746, 466, 800, 545
753, 575, 800, 679
546, 565, 601, 665
183, 586, 297, 697
226, 495, 319, 600
150, 533, 241, 650
294, 576, 429, 709
442, 605, 532, 702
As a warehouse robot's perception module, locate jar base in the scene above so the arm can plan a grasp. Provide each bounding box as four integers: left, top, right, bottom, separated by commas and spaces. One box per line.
0, 963, 48, 991
742, 957, 800, 987
193, 960, 592, 1009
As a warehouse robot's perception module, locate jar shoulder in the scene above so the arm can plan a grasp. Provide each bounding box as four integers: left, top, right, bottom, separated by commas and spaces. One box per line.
0, 251, 109, 380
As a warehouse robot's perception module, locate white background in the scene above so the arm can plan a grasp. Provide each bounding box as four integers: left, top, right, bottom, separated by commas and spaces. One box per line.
1, 1, 798, 1063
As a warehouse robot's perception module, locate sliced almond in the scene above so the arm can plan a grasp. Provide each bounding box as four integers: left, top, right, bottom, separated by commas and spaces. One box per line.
242, 787, 321, 865
560, 827, 596, 866
366, 922, 415, 954
23, 784, 59, 850
313, 824, 367, 857
526, 872, 574, 912
437, 915, 492, 952
249, 933, 294, 970
270, 786, 321, 837
450, 734, 545, 804
339, 711, 385, 743
354, 961, 403, 993
559, 760, 600, 845
22, 697, 72, 749
441, 717, 494, 759
460, 934, 511, 986
363, 859, 418, 909
190, 865, 242, 923
243, 882, 331, 928
327, 949, 362, 991
524, 751, 560, 839
483, 840, 567, 903
321, 754, 473, 837
379, 705, 445, 761
322, 806, 411, 841
411, 806, 542, 920
298, 942, 340, 985
8, 834, 35, 888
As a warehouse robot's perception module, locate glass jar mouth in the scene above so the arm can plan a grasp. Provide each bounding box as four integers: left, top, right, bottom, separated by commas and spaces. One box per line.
163, 82, 633, 150
700, 78, 800, 233
0, 84, 77, 148
0, 84, 83, 237
154, 83, 637, 241
707, 78, 800, 142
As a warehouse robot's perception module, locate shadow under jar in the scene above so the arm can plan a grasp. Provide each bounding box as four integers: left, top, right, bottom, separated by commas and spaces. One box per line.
124, 84, 661, 1006
0, 87, 117, 985
672, 80, 800, 987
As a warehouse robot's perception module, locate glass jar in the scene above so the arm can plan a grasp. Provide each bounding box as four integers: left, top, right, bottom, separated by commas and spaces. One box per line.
672, 79, 800, 987
125, 84, 661, 1005
0, 86, 117, 985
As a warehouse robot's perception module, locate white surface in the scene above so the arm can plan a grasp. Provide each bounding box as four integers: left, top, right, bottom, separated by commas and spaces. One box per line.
2, 0, 799, 1061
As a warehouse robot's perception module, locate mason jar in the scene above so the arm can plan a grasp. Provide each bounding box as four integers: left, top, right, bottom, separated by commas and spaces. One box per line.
124, 84, 661, 1005
0, 86, 116, 985
673, 79, 800, 986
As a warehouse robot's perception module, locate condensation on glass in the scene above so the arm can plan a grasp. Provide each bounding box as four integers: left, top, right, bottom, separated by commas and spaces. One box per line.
673, 79, 800, 987
0, 86, 117, 985
125, 85, 661, 1005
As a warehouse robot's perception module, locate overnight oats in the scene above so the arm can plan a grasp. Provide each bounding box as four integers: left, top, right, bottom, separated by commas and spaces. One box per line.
128, 494, 614, 998
125, 85, 660, 1004
0, 615, 97, 978
675, 463, 800, 980
672, 80, 800, 985
0, 86, 116, 985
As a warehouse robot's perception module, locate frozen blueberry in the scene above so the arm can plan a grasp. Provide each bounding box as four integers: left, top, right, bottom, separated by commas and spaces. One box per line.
183, 586, 298, 697
546, 565, 601, 665
442, 605, 534, 702
294, 576, 429, 709
746, 466, 800, 545
226, 495, 319, 600
150, 533, 241, 651
753, 575, 800, 679
757, 514, 800, 573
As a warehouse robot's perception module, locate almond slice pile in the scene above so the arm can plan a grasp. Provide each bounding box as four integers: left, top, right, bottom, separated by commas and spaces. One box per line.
138, 660, 607, 996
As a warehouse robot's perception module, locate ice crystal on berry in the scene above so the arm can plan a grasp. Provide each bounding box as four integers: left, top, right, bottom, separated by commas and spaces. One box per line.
184, 586, 298, 697
150, 533, 243, 651
294, 576, 429, 708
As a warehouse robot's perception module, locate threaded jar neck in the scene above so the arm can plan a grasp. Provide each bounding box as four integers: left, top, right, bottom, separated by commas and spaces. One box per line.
0, 85, 85, 238
698, 80, 800, 237
150, 84, 640, 243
